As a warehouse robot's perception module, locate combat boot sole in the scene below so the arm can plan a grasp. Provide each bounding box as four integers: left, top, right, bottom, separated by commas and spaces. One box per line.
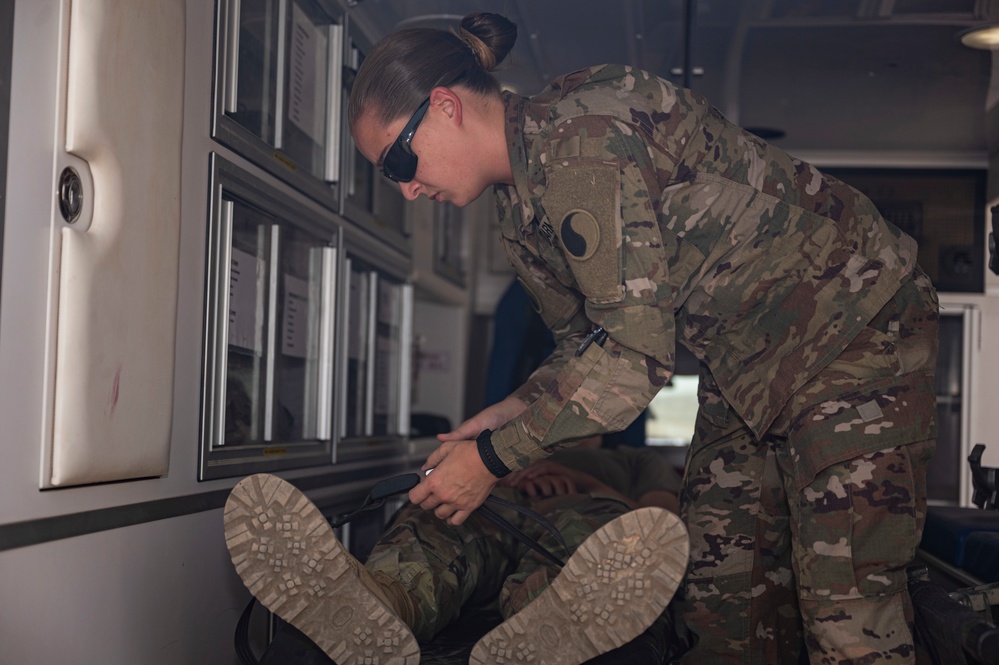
224, 473, 420, 665
469, 506, 688, 665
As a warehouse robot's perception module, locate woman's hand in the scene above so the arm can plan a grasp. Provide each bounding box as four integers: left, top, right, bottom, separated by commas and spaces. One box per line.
408, 440, 499, 526
409, 396, 528, 526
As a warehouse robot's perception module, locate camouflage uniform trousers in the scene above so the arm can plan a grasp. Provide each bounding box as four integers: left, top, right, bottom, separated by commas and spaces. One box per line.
364, 488, 678, 649
680, 268, 939, 665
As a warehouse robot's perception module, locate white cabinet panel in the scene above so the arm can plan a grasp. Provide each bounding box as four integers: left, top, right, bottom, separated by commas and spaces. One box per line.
46, 0, 185, 486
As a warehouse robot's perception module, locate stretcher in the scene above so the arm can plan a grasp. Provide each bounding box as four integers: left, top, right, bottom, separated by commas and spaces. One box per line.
235, 473, 674, 665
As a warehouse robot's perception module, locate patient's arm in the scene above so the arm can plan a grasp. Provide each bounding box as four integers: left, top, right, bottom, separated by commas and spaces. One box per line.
500, 460, 679, 513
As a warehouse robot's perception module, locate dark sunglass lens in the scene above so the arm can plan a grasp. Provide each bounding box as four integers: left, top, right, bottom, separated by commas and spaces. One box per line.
383, 145, 417, 183
381, 98, 429, 183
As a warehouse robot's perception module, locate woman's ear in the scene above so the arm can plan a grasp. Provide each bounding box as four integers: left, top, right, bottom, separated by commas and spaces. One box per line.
430, 86, 463, 126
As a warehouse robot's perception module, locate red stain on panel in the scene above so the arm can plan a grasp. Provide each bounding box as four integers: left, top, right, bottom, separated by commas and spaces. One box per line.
107, 364, 122, 419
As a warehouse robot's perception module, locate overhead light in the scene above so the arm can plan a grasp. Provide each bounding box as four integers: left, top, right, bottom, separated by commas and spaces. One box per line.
959, 24, 999, 50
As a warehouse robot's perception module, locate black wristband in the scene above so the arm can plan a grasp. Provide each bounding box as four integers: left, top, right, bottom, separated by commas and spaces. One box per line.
476, 429, 512, 478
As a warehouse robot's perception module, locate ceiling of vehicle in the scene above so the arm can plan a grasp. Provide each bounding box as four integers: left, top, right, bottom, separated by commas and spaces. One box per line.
346, 0, 997, 165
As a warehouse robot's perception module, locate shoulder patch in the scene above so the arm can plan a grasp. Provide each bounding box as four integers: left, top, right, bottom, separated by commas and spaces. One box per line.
559, 209, 600, 261
542, 164, 622, 303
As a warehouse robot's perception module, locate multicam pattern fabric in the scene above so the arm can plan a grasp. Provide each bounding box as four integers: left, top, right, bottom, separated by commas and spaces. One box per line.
678, 269, 938, 664
489, 63, 917, 470
364, 448, 678, 643
487, 64, 938, 664
683, 435, 936, 664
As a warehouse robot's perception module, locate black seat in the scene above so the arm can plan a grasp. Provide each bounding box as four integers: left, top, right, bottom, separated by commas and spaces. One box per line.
911, 444, 999, 665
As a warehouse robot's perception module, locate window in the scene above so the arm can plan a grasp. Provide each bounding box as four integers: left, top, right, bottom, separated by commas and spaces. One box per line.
339, 252, 412, 442
340, 27, 410, 254
213, 0, 344, 211
824, 168, 987, 294
200, 155, 339, 479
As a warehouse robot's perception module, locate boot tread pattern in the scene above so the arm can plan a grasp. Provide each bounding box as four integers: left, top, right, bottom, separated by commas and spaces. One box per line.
469, 506, 689, 665
224, 474, 419, 665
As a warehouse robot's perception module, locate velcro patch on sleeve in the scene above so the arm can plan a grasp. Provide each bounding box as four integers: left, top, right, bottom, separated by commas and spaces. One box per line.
543, 165, 622, 303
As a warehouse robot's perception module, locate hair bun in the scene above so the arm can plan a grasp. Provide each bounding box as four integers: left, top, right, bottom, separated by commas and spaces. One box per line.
455, 26, 494, 70
457, 12, 517, 72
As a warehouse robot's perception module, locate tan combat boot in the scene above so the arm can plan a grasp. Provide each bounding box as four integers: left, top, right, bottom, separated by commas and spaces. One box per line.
469, 506, 689, 665
224, 473, 420, 665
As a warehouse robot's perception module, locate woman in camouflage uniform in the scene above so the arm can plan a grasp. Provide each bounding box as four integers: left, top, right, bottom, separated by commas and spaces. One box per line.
349, 12, 938, 665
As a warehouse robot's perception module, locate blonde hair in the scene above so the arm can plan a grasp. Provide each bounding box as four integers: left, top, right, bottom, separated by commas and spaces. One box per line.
454, 26, 498, 71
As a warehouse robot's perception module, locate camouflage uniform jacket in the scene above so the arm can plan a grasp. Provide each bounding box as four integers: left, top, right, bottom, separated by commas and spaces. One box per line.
489, 64, 918, 472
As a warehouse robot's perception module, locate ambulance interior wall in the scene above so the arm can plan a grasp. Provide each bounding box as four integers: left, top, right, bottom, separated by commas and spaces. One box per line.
0, 3, 997, 665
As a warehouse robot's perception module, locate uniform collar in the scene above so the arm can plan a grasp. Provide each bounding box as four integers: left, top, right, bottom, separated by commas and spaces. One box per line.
500, 91, 536, 231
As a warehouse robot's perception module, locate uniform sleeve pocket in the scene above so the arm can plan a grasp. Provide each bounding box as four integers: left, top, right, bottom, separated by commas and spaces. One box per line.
541, 164, 623, 304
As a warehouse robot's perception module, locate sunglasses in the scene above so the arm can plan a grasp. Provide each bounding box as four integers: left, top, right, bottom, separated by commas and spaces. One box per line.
381, 97, 431, 183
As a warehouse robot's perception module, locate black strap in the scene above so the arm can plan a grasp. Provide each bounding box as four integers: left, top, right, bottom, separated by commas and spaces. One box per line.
476, 429, 512, 478
233, 473, 569, 664
482, 493, 569, 565
329, 473, 422, 529
234, 591, 259, 665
